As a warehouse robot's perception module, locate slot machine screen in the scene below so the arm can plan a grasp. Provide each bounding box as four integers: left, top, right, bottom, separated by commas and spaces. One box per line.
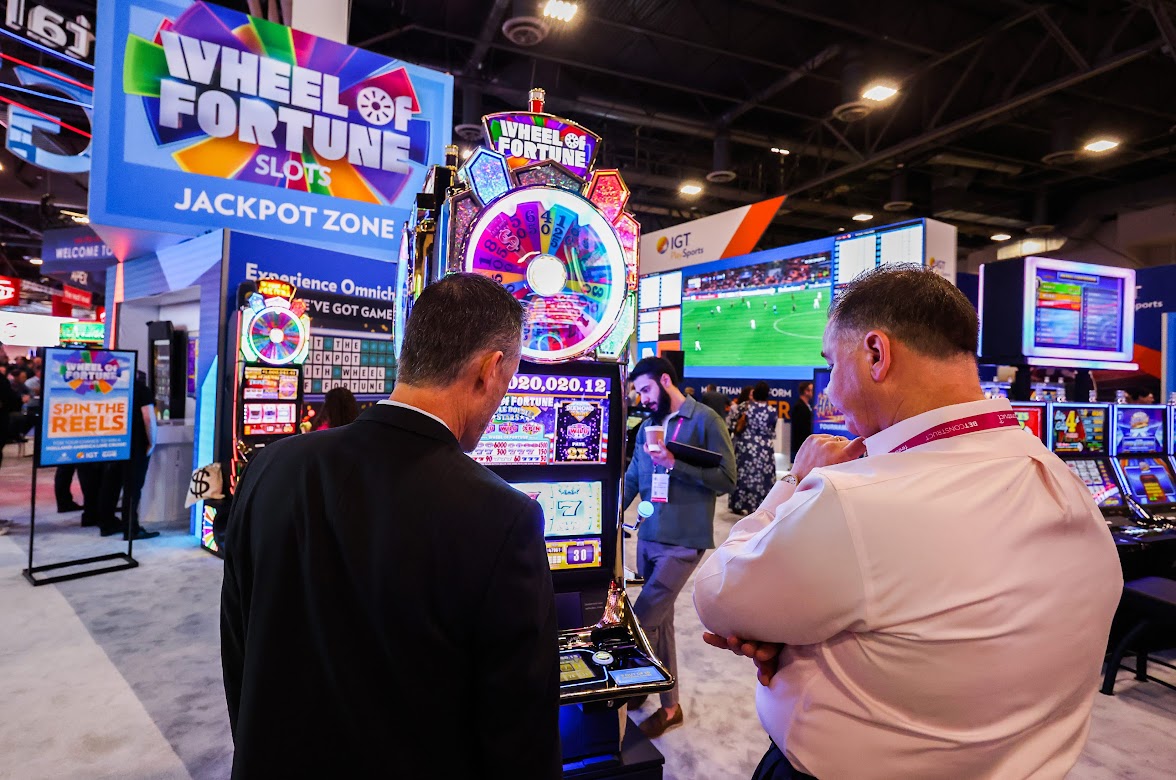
1112, 405, 1166, 455
510, 480, 604, 571
242, 366, 300, 401
242, 402, 298, 435
1049, 404, 1108, 454
471, 373, 611, 466
1117, 456, 1176, 506
1063, 459, 1123, 508
1011, 404, 1045, 441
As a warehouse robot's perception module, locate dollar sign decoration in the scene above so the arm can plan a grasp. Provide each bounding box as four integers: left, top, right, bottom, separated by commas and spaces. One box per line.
191, 467, 211, 498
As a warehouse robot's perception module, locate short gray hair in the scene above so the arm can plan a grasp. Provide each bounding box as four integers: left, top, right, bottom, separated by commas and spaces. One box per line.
397, 273, 525, 386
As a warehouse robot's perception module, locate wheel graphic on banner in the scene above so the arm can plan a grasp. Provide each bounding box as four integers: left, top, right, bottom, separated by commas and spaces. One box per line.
245, 306, 307, 366
356, 86, 395, 126
464, 187, 627, 363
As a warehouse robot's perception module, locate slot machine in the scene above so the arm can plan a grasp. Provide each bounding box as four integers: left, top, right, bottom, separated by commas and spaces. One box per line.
402, 89, 662, 774
1110, 404, 1176, 528
1010, 401, 1047, 443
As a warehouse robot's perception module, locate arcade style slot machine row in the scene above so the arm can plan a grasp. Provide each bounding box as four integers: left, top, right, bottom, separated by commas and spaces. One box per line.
1112, 404, 1176, 527
400, 89, 667, 774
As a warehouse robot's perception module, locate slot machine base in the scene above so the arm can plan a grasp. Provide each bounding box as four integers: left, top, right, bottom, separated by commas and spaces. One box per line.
560, 705, 664, 779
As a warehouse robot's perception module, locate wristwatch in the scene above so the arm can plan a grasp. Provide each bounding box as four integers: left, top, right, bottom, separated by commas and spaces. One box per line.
779, 472, 797, 485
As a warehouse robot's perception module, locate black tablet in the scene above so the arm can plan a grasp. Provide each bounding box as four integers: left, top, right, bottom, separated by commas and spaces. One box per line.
666, 440, 723, 467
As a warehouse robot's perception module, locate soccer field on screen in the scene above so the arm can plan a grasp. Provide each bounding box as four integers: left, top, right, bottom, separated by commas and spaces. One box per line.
682, 286, 829, 367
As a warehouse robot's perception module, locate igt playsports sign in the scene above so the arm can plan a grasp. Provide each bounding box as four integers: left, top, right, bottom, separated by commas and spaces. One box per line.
91, 0, 452, 252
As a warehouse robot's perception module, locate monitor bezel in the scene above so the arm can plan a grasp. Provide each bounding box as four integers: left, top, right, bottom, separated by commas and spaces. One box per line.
1021, 257, 1135, 364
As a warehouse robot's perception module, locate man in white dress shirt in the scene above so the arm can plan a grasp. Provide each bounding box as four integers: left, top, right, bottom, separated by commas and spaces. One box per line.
694, 265, 1122, 780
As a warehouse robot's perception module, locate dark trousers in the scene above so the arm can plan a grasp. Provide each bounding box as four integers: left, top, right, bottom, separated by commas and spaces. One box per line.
55, 465, 78, 510
752, 742, 817, 780
99, 456, 150, 531
77, 464, 104, 525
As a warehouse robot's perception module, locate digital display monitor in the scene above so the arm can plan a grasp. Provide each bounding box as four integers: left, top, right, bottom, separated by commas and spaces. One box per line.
833, 221, 925, 290
546, 537, 603, 571
1049, 404, 1108, 454
1112, 405, 1166, 455
638, 271, 682, 310
471, 374, 611, 465
1064, 458, 1123, 508
510, 481, 603, 537
1010, 403, 1045, 442
242, 402, 298, 436
1117, 456, 1176, 506
560, 652, 603, 684
812, 368, 851, 437
1022, 257, 1135, 367
242, 366, 299, 401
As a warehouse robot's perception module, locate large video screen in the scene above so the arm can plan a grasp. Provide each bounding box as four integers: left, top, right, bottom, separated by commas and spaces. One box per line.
471, 373, 611, 465
681, 251, 830, 368
510, 481, 603, 537
1064, 458, 1123, 508
1049, 404, 1108, 454
1117, 456, 1176, 506
812, 368, 851, 437
1021, 258, 1134, 366
1112, 405, 1166, 455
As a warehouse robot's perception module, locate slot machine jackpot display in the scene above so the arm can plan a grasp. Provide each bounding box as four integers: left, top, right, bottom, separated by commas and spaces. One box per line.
1010, 402, 1047, 442
1111, 405, 1176, 526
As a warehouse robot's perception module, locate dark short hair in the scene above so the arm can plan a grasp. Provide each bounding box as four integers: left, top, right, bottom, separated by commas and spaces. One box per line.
798, 380, 813, 395
737, 386, 752, 403
705, 384, 716, 392
631, 356, 679, 387
398, 273, 525, 386
752, 381, 770, 401
828, 264, 978, 359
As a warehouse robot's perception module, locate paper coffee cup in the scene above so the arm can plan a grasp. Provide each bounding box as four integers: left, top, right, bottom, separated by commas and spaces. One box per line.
646, 425, 665, 451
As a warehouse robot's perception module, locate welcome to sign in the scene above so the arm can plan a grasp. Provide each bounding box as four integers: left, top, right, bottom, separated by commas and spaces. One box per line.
90, 0, 452, 253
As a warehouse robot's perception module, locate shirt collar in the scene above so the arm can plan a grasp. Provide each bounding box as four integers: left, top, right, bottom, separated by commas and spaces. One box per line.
376, 399, 452, 433
864, 398, 1012, 456
674, 395, 697, 419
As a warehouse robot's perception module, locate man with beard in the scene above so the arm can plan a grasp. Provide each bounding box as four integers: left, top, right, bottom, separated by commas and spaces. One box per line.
623, 356, 736, 737
221, 274, 559, 779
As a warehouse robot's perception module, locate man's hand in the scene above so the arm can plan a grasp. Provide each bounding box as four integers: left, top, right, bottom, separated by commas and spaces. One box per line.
790, 434, 867, 483
702, 632, 784, 686
646, 442, 676, 470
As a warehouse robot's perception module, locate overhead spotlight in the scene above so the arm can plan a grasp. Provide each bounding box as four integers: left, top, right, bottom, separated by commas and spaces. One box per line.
837, 226, 845, 232
28, 256, 43, 265
861, 83, 898, 102
990, 233, 1012, 242
460, 148, 473, 160
679, 182, 703, 196
770, 147, 791, 155
542, 0, 578, 22
0, 161, 5, 171
1083, 138, 1119, 153
851, 213, 873, 222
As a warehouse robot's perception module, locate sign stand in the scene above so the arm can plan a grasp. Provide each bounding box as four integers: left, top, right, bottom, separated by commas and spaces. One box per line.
22, 347, 140, 586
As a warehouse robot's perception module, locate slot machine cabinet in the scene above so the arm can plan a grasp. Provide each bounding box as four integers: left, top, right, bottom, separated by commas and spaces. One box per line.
1009, 402, 1047, 443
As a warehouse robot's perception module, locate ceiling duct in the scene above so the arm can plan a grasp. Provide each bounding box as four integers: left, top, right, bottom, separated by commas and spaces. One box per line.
707, 132, 737, 183
831, 49, 873, 123
455, 88, 484, 142
1026, 190, 1055, 234
501, 0, 549, 46
883, 171, 913, 212
1041, 113, 1078, 166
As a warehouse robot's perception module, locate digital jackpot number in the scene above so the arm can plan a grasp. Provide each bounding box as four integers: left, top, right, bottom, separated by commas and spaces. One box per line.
508, 375, 607, 394
567, 545, 595, 565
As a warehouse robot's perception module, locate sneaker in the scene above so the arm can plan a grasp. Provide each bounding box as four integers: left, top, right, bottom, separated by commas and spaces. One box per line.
638, 706, 684, 739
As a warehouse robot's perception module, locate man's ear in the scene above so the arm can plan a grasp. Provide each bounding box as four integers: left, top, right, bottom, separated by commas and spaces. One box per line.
863, 330, 892, 382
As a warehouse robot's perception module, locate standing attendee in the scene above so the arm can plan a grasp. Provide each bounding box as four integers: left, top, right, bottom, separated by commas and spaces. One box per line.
221, 274, 559, 779
622, 356, 736, 738
700, 384, 730, 419
1126, 387, 1157, 405
789, 380, 813, 463
313, 386, 359, 430
727, 386, 752, 433
98, 371, 159, 540
729, 381, 776, 515
695, 266, 1121, 780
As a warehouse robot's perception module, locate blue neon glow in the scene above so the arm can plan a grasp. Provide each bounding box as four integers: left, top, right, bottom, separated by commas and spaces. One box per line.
610, 667, 667, 686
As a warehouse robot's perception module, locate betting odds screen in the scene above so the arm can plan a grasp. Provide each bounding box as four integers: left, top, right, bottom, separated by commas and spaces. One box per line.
241, 366, 299, 436
1064, 459, 1123, 508
1112, 405, 1166, 455
510, 481, 604, 571
1049, 404, 1108, 454
471, 373, 611, 465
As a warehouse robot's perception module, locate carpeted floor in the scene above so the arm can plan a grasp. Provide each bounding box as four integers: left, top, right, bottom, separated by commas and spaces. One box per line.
2, 442, 1175, 779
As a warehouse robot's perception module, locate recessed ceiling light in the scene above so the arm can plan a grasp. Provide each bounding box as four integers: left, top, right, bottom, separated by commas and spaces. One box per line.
851, 213, 873, 222
542, 0, 578, 22
861, 83, 898, 102
990, 233, 1012, 241
1083, 138, 1119, 153
770, 147, 790, 155
29, 256, 42, 265
679, 183, 703, 196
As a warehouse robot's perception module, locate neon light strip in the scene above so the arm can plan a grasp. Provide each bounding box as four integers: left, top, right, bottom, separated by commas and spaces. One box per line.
0, 51, 94, 91
0, 82, 92, 109
0, 95, 91, 137
0, 28, 94, 73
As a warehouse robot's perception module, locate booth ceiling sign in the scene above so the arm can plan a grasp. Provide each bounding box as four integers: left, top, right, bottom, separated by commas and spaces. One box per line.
90, 0, 453, 252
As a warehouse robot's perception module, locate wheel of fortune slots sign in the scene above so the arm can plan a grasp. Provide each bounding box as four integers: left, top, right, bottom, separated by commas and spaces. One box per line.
463, 186, 627, 363
244, 305, 307, 366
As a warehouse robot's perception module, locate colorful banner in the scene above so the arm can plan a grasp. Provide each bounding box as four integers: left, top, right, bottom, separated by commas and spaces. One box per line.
638, 197, 786, 275
0, 275, 20, 306
91, 0, 452, 253
40, 347, 136, 465
61, 283, 92, 306
482, 111, 600, 178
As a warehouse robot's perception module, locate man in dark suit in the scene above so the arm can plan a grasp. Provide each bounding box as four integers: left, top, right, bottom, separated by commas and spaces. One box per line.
221, 274, 560, 779
700, 383, 730, 419
790, 380, 814, 462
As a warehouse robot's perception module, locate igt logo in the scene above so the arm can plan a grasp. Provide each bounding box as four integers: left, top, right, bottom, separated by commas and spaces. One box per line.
656, 236, 669, 254
670, 232, 692, 249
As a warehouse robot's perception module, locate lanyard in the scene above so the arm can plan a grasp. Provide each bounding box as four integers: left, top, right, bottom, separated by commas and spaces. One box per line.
889, 410, 1021, 454
669, 417, 685, 443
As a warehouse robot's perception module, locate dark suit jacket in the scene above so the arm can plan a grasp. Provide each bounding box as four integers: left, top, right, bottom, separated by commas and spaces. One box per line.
221, 403, 560, 779
699, 390, 729, 420
790, 399, 813, 459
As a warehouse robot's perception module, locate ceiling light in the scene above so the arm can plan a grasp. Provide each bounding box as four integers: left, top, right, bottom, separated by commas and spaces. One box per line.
460, 148, 473, 160
28, 256, 42, 265
542, 0, 578, 22
990, 233, 1012, 242
770, 147, 790, 155
679, 183, 703, 196
1022, 240, 1043, 253
861, 83, 898, 102
62, 209, 89, 224
1083, 138, 1119, 153
851, 213, 873, 222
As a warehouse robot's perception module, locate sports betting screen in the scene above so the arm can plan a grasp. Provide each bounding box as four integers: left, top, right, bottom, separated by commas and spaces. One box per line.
1049, 404, 1108, 454
1117, 456, 1176, 506
1020, 258, 1135, 367
1112, 405, 1166, 455
1011, 403, 1045, 441
471, 374, 611, 465
1064, 459, 1123, 508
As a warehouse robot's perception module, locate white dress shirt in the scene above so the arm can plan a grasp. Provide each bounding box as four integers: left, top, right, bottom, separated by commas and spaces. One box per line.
376, 399, 452, 433
694, 399, 1123, 779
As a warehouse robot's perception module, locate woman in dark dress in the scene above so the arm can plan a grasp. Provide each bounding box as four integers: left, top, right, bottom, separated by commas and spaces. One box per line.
728, 381, 777, 515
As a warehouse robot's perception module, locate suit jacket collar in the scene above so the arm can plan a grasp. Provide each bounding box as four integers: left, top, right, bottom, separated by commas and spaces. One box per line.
358, 403, 460, 447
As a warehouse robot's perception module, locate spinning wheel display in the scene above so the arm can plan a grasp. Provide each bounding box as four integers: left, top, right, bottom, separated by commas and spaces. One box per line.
243, 305, 307, 366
